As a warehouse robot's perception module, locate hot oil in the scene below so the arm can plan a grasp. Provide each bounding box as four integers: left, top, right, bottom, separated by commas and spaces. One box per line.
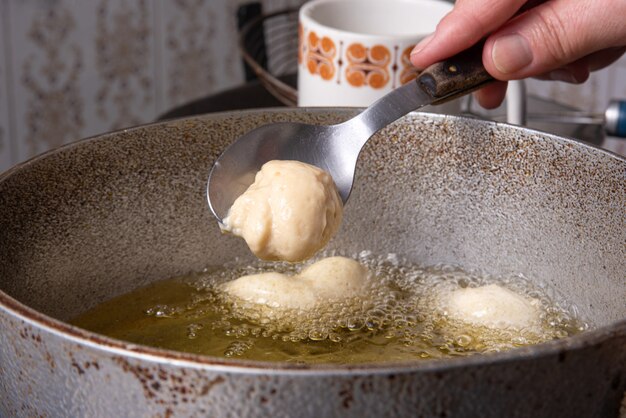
70, 252, 588, 364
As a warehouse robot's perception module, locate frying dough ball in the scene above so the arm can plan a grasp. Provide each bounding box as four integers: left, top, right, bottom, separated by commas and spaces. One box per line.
442, 284, 541, 330
221, 272, 316, 309
222, 160, 343, 262
297, 256, 368, 300
221, 257, 369, 310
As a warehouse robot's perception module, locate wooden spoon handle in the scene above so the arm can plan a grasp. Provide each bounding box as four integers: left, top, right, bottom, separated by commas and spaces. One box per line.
417, 41, 494, 105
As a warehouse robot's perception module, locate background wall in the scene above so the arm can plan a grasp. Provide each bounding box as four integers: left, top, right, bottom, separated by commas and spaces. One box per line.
0, 0, 307, 173
0, 0, 624, 174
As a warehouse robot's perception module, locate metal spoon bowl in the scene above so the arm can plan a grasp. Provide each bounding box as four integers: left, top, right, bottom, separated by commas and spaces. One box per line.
207, 44, 492, 222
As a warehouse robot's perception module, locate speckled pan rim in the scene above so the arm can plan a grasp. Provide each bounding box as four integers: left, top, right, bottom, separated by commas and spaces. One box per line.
1, 108, 624, 375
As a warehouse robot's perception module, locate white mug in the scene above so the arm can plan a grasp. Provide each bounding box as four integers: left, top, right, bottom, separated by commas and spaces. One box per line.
297, 0, 458, 113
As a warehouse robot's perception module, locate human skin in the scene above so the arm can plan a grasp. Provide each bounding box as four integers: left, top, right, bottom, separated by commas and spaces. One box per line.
410, 0, 626, 108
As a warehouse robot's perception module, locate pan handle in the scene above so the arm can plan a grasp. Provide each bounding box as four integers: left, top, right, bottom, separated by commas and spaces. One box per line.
417, 41, 494, 105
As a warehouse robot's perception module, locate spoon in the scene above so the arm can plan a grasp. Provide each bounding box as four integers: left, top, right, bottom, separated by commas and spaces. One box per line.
208, 43, 493, 222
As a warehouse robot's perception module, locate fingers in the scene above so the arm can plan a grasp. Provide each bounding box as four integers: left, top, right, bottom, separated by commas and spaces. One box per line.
480, 47, 626, 111
478, 47, 626, 107
584, 47, 626, 72
532, 61, 590, 83
474, 81, 508, 109
410, 0, 527, 70
483, 0, 626, 80
410, 0, 626, 109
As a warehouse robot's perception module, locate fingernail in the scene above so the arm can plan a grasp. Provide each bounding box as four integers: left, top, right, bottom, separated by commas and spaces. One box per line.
492, 34, 533, 74
411, 33, 435, 56
548, 69, 578, 83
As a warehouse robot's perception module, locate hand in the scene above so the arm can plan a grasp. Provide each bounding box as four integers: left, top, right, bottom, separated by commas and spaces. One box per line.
410, 0, 626, 108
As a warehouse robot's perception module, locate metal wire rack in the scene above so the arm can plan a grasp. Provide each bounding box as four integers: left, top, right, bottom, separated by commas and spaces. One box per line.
238, 8, 299, 106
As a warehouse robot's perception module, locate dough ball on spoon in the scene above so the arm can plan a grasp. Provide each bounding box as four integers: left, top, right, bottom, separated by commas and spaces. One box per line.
222, 160, 343, 262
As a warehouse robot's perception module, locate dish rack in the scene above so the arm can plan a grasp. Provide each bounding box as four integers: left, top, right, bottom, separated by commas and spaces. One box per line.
239, 8, 299, 106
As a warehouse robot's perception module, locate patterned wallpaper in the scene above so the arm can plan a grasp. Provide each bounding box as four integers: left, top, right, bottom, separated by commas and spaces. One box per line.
0, 0, 624, 174
0, 0, 306, 173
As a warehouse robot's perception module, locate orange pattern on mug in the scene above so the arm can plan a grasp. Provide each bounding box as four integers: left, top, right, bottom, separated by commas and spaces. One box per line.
345, 43, 391, 89
306, 31, 336, 80
400, 46, 419, 84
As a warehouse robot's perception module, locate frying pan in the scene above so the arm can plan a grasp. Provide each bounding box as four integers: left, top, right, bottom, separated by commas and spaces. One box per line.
0, 109, 624, 417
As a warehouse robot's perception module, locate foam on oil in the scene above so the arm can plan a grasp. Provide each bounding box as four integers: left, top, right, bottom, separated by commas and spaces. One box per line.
71, 251, 588, 364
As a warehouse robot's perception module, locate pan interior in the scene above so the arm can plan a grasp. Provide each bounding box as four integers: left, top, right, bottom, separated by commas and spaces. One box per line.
0, 109, 624, 339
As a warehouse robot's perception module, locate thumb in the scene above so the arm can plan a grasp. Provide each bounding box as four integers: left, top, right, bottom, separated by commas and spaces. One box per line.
483, 0, 626, 81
